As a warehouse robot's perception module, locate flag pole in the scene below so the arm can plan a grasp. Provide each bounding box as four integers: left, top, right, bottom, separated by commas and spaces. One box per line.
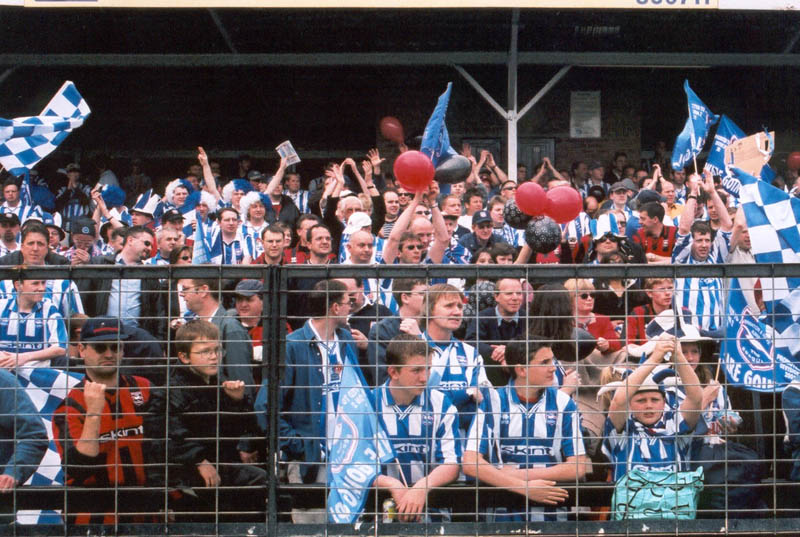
688, 99, 699, 176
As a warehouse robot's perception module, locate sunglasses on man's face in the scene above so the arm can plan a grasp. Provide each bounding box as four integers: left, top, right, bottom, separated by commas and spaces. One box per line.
596, 233, 620, 243
89, 342, 122, 354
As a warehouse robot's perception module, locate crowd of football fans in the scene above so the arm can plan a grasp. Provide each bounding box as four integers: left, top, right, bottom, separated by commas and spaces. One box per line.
0, 142, 798, 525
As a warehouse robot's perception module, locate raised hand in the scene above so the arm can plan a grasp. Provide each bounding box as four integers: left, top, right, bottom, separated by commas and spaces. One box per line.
197, 146, 209, 167
84, 381, 107, 415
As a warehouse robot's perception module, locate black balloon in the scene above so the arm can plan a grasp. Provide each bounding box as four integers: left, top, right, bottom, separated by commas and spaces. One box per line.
503, 199, 532, 230
434, 154, 472, 184
524, 216, 561, 254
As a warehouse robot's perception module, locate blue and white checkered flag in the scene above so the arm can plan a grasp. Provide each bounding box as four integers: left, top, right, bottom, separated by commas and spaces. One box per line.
15, 367, 83, 524
0, 81, 91, 176
737, 166, 800, 362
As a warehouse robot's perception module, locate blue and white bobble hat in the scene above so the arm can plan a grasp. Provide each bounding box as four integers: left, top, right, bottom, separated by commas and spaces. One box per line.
164, 178, 195, 206
239, 191, 270, 220
221, 179, 254, 204
588, 212, 620, 241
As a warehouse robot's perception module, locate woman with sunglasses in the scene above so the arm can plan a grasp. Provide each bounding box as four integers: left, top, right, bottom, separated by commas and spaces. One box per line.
499, 180, 517, 202
165, 246, 193, 328
564, 278, 622, 357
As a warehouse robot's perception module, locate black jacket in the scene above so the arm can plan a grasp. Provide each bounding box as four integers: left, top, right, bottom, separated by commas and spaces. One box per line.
146, 367, 258, 487
0, 250, 69, 266
464, 306, 528, 387
77, 254, 166, 340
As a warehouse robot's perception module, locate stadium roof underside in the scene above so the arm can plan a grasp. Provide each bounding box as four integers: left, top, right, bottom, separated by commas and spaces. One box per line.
0, 8, 797, 169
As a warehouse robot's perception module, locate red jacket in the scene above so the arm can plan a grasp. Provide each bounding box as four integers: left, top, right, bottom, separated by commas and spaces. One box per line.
583, 313, 622, 353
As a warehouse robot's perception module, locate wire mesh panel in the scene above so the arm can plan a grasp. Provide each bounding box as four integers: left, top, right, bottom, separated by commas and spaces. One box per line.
0, 263, 797, 536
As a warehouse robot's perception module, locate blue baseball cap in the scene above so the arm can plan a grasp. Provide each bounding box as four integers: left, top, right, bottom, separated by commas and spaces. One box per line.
80, 317, 129, 342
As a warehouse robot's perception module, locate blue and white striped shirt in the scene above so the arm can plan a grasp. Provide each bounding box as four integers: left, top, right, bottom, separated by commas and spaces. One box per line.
424, 333, 488, 431
465, 383, 585, 521
0, 296, 67, 363
602, 409, 695, 482
375, 383, 461, 486
0, 279, 84, 319
672, 230, 731, 331
285, 189, 311, 214
222, 229, 249, 265
241, 221, 268, 259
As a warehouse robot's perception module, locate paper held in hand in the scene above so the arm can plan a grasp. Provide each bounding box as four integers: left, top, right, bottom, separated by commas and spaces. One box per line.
724, 131, 774, 178
276, 140, 301, 166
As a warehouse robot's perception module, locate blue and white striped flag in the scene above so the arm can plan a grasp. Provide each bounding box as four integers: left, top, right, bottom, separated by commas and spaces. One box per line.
15, 367, 83, 524
327, 352, 395, 524
671, 80, 719, 172
191, 217, 222, 264
0, 82, 90, 176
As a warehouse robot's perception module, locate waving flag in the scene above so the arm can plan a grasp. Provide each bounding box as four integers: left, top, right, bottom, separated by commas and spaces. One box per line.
719, 168, 800, 391
15, 367, 83, 524
191, 217, 222, 264
327, 351, 395, 524
704, 116, 775, 199
671, 80, 719, 172
0, 82, 91, 176
420, 82, 457, 167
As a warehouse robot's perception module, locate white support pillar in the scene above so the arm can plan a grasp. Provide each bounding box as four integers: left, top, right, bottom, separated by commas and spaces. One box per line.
455, 10, 570, 182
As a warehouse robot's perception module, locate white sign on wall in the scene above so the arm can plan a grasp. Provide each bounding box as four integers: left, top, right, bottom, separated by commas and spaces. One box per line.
570, 91, 601, 139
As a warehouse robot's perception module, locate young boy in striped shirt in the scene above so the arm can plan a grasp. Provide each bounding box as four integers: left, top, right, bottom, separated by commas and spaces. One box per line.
373, 334, 461, 522
463, 337, 591, 521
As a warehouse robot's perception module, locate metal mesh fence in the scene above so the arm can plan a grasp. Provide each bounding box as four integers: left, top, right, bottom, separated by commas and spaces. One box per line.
0, 263, 797, 536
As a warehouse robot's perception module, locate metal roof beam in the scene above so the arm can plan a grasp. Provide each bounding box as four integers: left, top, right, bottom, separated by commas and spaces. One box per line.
0, 52, 799, 67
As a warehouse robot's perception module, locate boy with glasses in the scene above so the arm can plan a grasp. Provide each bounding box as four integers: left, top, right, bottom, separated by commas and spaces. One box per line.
147, 320, 266, 519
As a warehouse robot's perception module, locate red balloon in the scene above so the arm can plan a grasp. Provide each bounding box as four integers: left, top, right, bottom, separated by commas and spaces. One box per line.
379, 116, 405, 144
393, 150, 434, 192
788, 151, 800, 172
545, 186, 583, 224
515, 181, 547, 216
